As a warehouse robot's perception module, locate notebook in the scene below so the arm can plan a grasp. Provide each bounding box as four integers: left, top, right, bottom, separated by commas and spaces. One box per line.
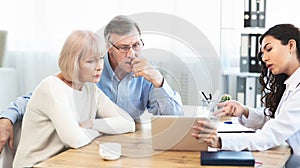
200, 151, 255, 166
151, 116, 208, 151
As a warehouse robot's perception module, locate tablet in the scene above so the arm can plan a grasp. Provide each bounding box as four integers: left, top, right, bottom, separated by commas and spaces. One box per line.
151, 116, 208, 151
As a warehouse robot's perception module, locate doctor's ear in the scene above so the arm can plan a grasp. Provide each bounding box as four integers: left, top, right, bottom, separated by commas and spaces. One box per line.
288, 39, 297, 55
288, 39, 296, 50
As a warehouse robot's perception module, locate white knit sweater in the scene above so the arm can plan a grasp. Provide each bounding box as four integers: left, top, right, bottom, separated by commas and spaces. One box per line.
13, 76, 135, 167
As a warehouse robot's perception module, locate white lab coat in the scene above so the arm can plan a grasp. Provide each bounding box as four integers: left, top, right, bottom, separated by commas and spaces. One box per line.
220, 68, 300, 167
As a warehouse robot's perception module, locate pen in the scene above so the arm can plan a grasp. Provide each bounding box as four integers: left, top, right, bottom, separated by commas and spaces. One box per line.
201, 91, 209, 101
224, 121, 232, 124
199, 91, 210, 107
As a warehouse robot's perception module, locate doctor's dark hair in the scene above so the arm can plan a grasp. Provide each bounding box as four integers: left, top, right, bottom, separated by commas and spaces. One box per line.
258, 24, 300, 118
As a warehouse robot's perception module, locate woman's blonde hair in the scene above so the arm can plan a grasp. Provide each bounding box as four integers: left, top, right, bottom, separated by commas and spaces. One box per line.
58, 30, 102, 82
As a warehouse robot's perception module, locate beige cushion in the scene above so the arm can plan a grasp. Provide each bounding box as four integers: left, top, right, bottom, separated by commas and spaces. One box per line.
0, 68, 18, 110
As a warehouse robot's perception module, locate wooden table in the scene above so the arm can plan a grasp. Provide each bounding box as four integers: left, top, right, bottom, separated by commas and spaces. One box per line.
34, 121, 291, 168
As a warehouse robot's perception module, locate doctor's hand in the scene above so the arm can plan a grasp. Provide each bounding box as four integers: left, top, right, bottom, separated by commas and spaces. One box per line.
131, 57, 164, 88
0, 118, 14, 153
214, 100, 249, 118
191, 119, 221, 148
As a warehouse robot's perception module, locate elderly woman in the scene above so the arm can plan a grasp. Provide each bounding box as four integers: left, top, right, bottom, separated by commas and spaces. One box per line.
13, 30, 135, 167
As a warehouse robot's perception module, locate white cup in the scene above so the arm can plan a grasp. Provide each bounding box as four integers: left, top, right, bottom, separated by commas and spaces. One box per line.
99, 142, 122, 160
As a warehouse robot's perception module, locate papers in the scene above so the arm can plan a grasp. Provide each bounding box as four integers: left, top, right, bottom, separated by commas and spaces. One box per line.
217, 117, 255, 133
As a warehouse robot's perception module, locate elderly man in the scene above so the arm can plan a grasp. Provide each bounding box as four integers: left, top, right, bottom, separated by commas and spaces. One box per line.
0, 15, 183, 154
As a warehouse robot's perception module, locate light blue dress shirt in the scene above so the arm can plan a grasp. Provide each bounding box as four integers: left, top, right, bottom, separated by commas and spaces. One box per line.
0, 92, 32, 124
97, 53, 183, 119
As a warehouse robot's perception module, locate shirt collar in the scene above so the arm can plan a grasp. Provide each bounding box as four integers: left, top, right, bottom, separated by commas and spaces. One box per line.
104, 52, 133, 81
284, 67, 300, 90
104, 52, 116, 80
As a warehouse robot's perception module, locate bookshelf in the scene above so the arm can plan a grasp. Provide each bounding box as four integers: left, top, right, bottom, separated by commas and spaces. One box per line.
221, 0, 266, 108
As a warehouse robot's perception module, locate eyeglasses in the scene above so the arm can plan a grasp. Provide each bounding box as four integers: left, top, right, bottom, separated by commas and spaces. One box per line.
109, 39, 144, 53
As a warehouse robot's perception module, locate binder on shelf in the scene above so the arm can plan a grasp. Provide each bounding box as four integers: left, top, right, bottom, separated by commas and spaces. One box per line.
249, 34, 261, 73
255, 77, 262, 107
258, 0, 266, 28
244, 0, 251, 27
250, 35, 257, 58
250, 0, 258, 27
240, 33, 261, 73
240, 34, 250, 72
236, 77, 245, 105
237, 76, 260, 108
244, 0, 266, 28
245, 77, 256, 107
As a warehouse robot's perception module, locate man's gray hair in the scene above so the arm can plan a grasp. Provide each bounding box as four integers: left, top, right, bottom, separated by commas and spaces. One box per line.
104, 15, 141, 42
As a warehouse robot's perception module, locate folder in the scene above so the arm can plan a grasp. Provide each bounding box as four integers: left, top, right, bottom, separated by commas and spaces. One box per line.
240, 34, 262, 73
255, 77, 262, 107
200, 151, 255, 166
245, 77, 256, 107
240, 32, 263, 73
236, 77, 245, 105
249, 34, 261, 73
250, 0, 258, 27
244, 0, 251, 27
240, 34, 250, 72
258, 0, 266, 28
250, 34, 257, 57
237, 76, 261, 108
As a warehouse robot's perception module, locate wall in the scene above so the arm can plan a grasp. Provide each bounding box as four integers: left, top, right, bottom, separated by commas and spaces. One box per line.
1, 0, 299, 105
220, 0, 299, 100
1, 0, 222, 106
